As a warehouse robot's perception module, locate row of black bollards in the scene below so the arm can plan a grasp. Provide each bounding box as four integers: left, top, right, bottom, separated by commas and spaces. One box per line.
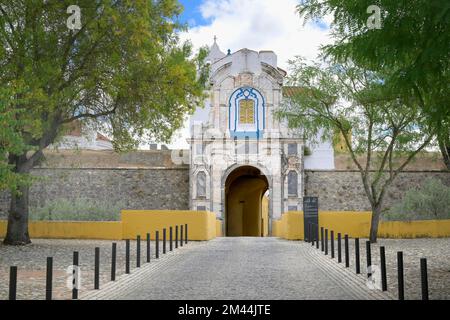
7, 223, 189, 300
307, 222, 430, 300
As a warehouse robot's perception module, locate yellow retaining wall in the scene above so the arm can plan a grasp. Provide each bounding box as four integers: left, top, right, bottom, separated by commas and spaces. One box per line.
0, 221, 6, 236
273, 211, 450, 240
271, 219, 282, 238
216, 220, 223, 237
2, 211, 448, 241
122, 210, 217, 241
0, 211, 221, 241
0, 220, 122, 240
30, 221, 123, 240
272, 212, 304, 240
319, 211, 372, 238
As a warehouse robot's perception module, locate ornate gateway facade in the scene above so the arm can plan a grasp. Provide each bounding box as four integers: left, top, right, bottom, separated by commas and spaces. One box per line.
188, 40, 333, 237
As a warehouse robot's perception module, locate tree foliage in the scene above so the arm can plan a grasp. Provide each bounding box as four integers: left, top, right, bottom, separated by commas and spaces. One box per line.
0, 0, 207, 165
0, 0, 208, 244
385, 178, 450, 221
297, 0, 450, 168
0, 88, 30, 191
277, 57, 436, 242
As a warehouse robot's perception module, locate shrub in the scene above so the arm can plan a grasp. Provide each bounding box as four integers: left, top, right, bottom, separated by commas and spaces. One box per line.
383, 178, 450, 221
29, 198, 124, 221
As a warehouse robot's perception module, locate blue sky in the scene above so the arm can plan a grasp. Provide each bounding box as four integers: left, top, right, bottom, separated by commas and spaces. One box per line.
178, 0, 211, 27
178, 0, 331, 64
179, 0, 329, 30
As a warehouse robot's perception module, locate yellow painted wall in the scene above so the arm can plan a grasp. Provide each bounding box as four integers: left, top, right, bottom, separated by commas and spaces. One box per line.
226, 178, 266, 236
0, 220, 122, 240
334, 130, 352, 153
272, 211, 450, 240
0, 221, 6, 237
31, 221, 123, 240
262, 195, 269, 237
0, 211, 222, 241
271, 212, 304, 240
319, 211, 372, 238
271, 219, 282, 238
122, 210, 217, 241
216, 220, 223, 237
3, 210, 447, 241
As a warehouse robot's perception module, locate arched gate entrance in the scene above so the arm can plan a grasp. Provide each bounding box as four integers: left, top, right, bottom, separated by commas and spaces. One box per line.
224, 166, 269, 237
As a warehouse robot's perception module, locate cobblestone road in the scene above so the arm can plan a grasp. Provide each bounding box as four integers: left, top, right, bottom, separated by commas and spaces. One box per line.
82, 238, 393, 300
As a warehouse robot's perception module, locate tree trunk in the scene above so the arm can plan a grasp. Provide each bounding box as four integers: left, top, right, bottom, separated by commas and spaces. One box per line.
3, 185, 31, 245
369, 204, 382, 243
439, 141, 450, 171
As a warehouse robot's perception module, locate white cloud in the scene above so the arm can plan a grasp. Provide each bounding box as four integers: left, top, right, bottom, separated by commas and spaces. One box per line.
181, 0, 331, 70
167, 0, 332, 149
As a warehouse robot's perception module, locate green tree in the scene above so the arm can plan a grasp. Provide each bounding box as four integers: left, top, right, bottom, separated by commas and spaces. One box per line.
0, 0, 207, 245
278, 58, 435, 242
297, 0, 450, 169
0, 89, 30, 192
385, 178, 450, 221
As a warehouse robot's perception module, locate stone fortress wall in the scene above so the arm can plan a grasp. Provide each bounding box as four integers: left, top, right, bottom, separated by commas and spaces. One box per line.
0, 150, 449, 219
305, 170, 450, 211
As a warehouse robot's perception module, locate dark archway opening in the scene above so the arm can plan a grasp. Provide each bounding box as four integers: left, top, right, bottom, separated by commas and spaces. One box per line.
225, 166, 269, 237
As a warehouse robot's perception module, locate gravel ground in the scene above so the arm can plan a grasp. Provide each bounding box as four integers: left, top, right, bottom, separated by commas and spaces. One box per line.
0, 238, 167, 300
318, 237, 450, 300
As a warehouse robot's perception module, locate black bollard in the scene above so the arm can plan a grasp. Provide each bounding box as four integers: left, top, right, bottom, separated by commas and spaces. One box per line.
420, 258, 429, 300
325, 229, 328, 255
330, 231, 335, 259
316, 225, 319, 249
163, 229, 167, 254
185, 224, 188, 244
156, 231, 160, 259
366, 241, 372, 279
175, 226, 179, 249
320, 227, 324, 252
304, 223, 311, 243
9, 266, 17, 300
311, 224, 315, 247
111, 243, 117, 281
72, 251, 79, 300
337, 233, 342, 263
170, 227, 173, 251
355, 238, 360, 274
46, 257, 53, 300
125, 240, 130, 274
94, 247, 100, 290
180, 225, 184, 247
380, 246, 387, 291
146, 233, 151, 263
397, 251, 404, 300
136, 235, 141, 268
344, 235, 349, 268
307, 223, 311, 243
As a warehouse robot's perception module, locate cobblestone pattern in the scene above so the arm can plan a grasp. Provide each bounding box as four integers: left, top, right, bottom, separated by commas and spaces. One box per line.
81, 238, 390, 300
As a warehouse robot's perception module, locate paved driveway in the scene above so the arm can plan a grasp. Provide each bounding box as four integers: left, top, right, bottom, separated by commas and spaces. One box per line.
82, 237, 393, 300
